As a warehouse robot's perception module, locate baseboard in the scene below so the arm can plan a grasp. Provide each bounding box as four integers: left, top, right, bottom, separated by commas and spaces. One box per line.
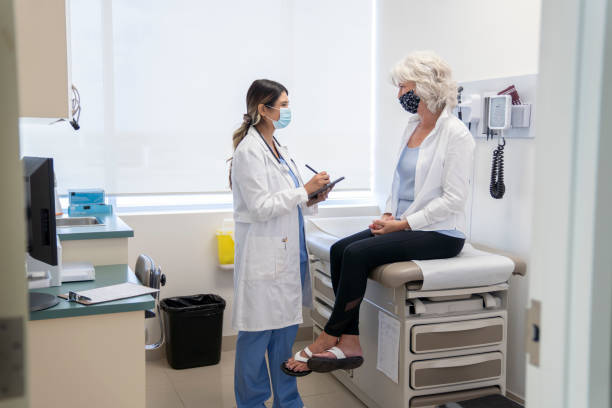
222, 334, 237, 351
505, 390, 525, 406
221, 326, 314, 351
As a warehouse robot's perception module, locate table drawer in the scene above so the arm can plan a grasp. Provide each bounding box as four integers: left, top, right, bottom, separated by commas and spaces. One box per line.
409, 386, 501, 407
311, 259, 331, 278
410, 352, 503, 390
311, 300, 332, 329
411, 317, 504, 354
314, 272, 335, 302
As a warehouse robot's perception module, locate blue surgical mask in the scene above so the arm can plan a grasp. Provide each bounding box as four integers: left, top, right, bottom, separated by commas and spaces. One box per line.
399, 90, 420, 114
266, 106, 292, 129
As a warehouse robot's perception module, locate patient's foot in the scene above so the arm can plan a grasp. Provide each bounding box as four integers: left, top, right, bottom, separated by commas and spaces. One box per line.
284, 331, 338, 372
312, 334, 363, 360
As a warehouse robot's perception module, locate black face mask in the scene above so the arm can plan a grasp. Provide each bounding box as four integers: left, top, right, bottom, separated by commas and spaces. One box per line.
399, 90, 420, 114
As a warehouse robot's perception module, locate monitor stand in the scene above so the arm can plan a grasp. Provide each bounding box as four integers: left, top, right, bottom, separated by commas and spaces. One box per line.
29, 292, 60, 312
26, 247, 62, 288
26, 249, 62, 311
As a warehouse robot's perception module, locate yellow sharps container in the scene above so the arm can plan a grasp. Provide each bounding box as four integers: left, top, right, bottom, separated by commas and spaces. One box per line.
216, 218, 234, 268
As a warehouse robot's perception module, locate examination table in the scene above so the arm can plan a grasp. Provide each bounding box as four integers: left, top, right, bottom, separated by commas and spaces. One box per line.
306, 217, 527, 408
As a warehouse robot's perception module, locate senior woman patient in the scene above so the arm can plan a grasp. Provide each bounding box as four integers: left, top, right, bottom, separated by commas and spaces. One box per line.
283, 51, 475, 376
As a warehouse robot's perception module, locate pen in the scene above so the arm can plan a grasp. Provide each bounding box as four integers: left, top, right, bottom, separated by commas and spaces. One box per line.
305, 164, 318, 175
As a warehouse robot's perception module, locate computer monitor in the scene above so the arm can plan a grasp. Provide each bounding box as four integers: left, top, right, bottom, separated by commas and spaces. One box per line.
23, 157, 58, 265
22, 156, 60, 311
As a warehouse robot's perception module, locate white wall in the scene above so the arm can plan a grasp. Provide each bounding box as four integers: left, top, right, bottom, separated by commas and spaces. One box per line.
374, 0, 542, 399
123, 205, 379, 339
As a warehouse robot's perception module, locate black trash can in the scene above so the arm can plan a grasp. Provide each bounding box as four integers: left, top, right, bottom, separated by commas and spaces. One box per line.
160, 294, 226, 369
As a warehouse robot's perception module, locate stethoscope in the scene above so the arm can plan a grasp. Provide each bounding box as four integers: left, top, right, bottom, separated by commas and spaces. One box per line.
254, 127, 284, 163
254, 127, 301, 183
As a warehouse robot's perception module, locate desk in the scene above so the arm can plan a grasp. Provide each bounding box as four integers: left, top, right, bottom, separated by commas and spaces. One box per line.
28, 265, 154, 408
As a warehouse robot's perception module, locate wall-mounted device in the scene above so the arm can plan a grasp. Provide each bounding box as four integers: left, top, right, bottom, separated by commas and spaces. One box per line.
488, 95, 512, 130
454, 93, 482, 131
486, 95, 512, 199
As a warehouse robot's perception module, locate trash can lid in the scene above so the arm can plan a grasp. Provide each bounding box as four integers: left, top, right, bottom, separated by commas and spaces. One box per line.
160, 294, 226, 313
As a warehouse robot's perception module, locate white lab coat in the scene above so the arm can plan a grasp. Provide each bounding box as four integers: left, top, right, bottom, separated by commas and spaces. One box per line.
384, 109, 475, 234
231, 126, 316, 332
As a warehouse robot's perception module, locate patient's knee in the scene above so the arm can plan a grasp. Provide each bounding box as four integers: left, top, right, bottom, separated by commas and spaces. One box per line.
342, 244, 362, 261
330, 241, 343, 257
344, 297, 363, 312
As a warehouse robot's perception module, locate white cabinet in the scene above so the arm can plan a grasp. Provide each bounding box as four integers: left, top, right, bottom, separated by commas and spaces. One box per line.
14, 0, 73, 119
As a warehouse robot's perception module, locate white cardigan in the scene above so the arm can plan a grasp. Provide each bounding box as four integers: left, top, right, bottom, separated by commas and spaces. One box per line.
384, 109, 475, 234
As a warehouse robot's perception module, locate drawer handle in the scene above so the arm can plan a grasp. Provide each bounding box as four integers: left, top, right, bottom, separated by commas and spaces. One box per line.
315, 272, 333, 289
414, 318, 503, 334
311, 260, 330, 276
415, 353, 501, 370
315, 303, 332, 320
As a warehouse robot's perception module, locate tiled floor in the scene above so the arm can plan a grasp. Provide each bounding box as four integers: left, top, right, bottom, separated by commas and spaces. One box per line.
146, 341, 367, 408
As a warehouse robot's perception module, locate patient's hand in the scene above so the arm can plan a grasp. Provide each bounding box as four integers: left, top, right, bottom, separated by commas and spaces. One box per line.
370, 219, 410, 235
368, 213, 394, 230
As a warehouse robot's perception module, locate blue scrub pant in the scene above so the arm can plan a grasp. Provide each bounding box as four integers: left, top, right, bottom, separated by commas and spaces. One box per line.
234, 261, 307, 408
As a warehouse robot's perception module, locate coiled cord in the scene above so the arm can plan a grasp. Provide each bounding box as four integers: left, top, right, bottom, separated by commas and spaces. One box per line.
490, 138, 506, 199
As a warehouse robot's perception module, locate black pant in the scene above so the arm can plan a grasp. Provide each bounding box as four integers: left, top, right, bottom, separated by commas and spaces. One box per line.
323, 229, 465, 337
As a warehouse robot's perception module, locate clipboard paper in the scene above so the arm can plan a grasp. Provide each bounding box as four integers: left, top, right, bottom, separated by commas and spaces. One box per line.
59, 282, 159, 305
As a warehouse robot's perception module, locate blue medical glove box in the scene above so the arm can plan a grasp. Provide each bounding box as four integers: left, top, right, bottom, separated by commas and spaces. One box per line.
68, 189, 105, 206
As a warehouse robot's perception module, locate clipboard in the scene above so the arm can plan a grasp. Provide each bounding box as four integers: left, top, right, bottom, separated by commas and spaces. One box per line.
308, 177, 345, 199
58, 282, 159, 305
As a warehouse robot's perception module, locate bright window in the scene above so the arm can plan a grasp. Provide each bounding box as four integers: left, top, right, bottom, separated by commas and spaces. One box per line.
20, 0, 373, 197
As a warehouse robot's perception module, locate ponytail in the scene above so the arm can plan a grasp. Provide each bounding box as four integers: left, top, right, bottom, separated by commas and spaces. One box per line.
228, 79, 288, 189
228, 114, 256, 188
232, 114, 254, 150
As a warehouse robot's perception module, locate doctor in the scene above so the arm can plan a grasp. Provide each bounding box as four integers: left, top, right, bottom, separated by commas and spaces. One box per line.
230, 79, 330, 408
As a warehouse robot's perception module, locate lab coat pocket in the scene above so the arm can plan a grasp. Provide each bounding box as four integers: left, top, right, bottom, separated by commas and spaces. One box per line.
274, 237, 290, 277
245, 236, 285, 281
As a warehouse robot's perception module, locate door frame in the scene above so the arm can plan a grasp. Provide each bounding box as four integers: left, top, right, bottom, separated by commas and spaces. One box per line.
526, 0, 612, 406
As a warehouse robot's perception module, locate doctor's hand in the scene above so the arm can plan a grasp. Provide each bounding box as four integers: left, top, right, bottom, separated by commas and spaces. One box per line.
307, 186, 333, 207
370, 219, 410, 235
304, 172, 330, 196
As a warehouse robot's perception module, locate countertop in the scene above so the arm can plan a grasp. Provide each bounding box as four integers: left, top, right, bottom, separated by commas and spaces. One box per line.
56, 214, 134, 241
29, 264, 155, 321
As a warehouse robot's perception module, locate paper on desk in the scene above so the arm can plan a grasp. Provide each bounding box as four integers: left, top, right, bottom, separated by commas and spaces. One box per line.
59, 282, 158, 305
376, 311, 400, 384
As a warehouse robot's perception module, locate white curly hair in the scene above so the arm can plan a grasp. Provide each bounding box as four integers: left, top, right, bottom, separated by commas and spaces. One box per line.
391, 51, 458, 113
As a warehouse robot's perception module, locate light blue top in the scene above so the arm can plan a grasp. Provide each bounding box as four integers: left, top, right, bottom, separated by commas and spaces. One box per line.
279, 158, 308, 264
396, 146, 420, 217
395, 146, 465, 239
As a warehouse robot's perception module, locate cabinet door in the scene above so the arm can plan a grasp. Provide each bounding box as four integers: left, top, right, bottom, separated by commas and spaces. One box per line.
15, 0, 71, 118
